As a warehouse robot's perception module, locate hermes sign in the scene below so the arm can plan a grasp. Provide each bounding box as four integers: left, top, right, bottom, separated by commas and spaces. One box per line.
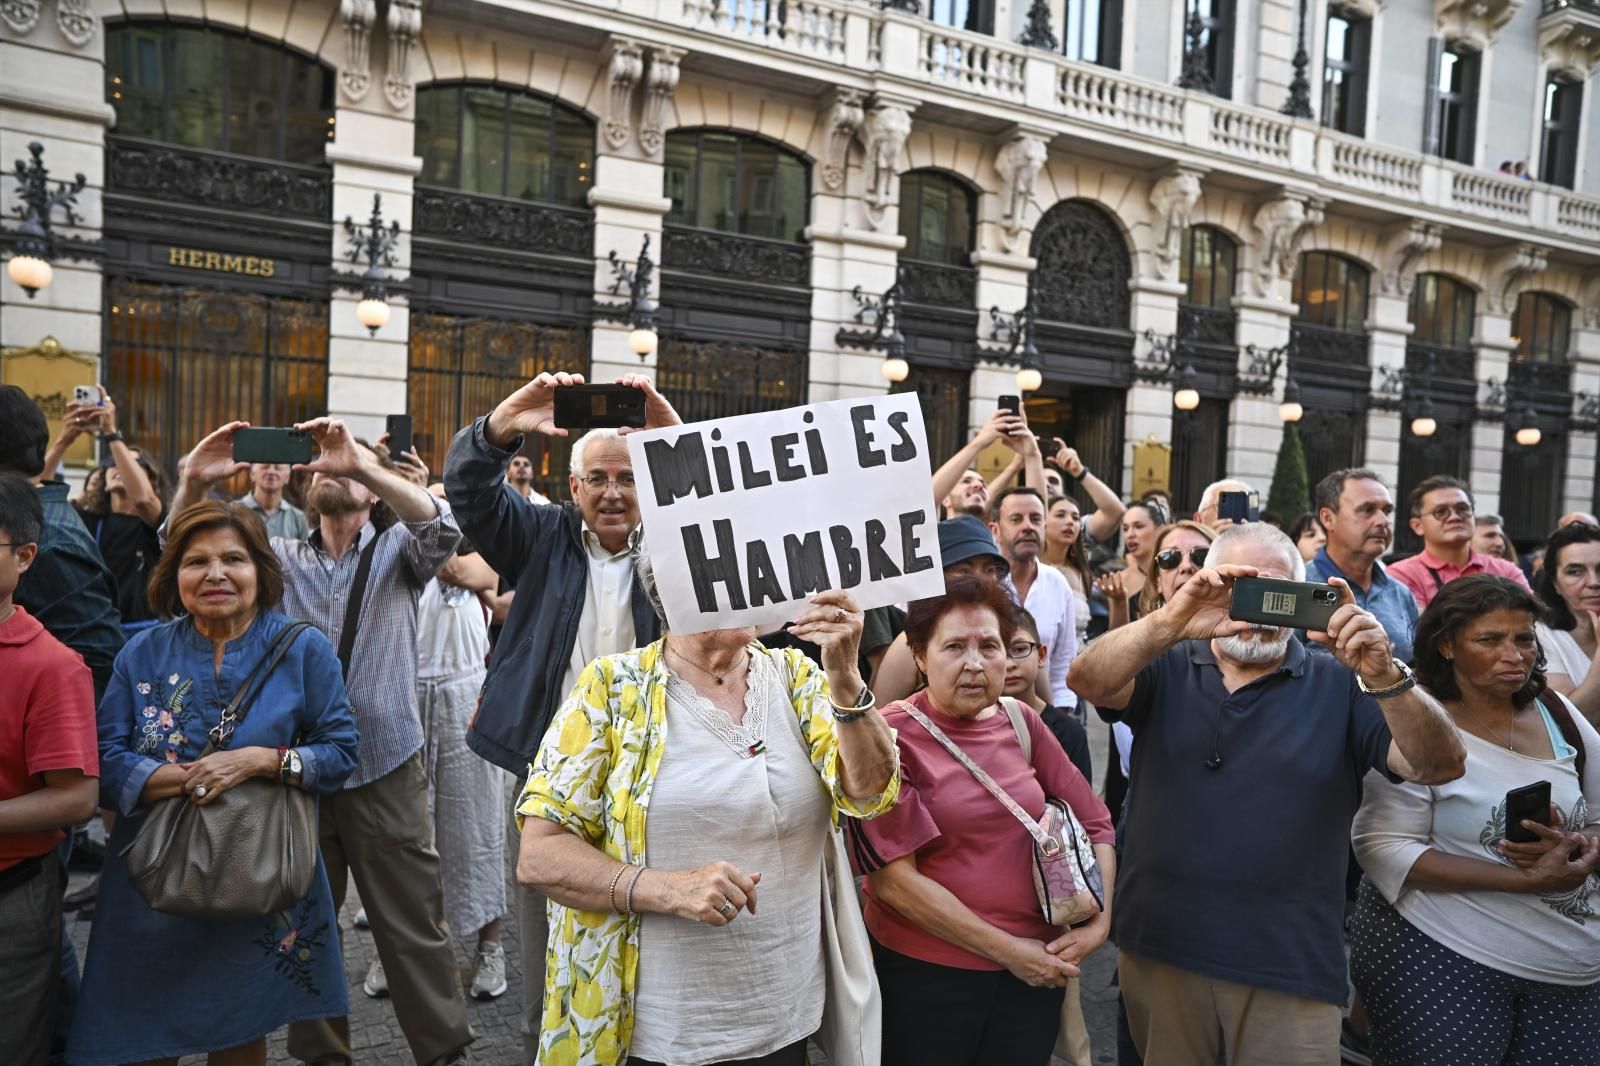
167, 246, 277, 277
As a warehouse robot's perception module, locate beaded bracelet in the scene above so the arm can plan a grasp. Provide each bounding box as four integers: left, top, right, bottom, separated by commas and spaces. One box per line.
607, 864, 631, 914
624, 865, 648, 915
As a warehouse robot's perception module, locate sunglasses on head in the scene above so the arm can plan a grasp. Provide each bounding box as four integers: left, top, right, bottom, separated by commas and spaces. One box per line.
1156, 547, 1209, 570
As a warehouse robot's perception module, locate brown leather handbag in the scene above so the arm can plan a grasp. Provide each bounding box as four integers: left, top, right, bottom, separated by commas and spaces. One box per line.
121, 621, 320, 920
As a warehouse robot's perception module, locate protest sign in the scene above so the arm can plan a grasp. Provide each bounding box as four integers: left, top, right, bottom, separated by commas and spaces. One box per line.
627, 393, 946, 634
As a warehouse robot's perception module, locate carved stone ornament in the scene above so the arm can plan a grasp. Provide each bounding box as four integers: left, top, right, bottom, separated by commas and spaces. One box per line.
995, 133, 1047, 254
602, 38, 645, 152
820, 89, 865, 192
1251, 192, 1325, 297
1435, 0, 1523, 52
339, 0, 375, 101
55, 0, 96, 45
1540, 19, 1600, 82
859, 101, 912, 231
0, 0, 41, 35
638, 47, 683, 158
1583, 272, 1600, 330
1148, 166, 1205, 282
383, 0, 422, 110
1333, 0, 1383, 17
1487, 242, 1549, 315
1377, 220, 1443, 296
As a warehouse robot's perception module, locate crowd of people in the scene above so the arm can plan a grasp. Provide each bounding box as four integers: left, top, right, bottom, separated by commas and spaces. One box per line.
2, 374, 1598, 1066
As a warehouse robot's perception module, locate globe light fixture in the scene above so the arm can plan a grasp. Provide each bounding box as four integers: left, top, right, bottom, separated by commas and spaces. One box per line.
1173, 364, 1200, 411
342, 194, 402, 337
1278, 376, 1304, 423
7, 253, 52, 295
4, 142, 86, 299
629, 326, 659, 358
881, 355, 910, 383
1016, 366, 1044, 393
1515, 406, 1541, 447
356, 296, 391, 332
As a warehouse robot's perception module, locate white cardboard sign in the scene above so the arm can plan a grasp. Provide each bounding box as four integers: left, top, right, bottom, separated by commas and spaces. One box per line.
627, 393, 945, 634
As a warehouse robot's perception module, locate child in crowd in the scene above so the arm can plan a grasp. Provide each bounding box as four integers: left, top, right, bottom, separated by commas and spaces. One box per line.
0, 470, 99, 1066
1004, 606, 1092, 783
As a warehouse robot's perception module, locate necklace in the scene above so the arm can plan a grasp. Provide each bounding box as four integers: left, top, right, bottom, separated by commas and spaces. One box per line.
1459, 702, 1518, 752
667, 640, 748, 686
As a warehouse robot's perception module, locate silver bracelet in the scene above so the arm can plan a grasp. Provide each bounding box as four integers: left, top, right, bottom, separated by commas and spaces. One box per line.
830, 685, 875, 723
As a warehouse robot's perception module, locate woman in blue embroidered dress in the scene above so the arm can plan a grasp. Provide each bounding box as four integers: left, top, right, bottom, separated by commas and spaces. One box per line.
68, 501, 359, 1066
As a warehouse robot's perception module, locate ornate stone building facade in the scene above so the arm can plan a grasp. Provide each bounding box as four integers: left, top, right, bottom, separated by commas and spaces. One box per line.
3, 0, 1599, 540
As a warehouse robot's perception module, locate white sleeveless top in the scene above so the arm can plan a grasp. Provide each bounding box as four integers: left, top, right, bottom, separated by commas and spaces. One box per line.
416, 578, 489, 680
630, 652, 830, 1064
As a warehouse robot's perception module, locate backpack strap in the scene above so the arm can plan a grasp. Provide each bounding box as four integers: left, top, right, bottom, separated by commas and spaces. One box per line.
1541, 696, 1587, 779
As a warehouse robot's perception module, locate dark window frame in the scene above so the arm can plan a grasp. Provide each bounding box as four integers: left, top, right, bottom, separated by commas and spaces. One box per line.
1179, 224, 1237, 310
1064, 0, 1123, 68
664, 129, 811, 243
1320, 7, 1371, 137
1512, 291, 1572, 364
105, 21, 334, 166
1540, 75, 1583, 190
1189, 0, 1236, 100
930, 0, 996, 35
1292, 251, 1371, 332
1409, 273, 1477, 349
413, 82, 596, 207
1424, 39, 1479, 165
898, 169, 978, 267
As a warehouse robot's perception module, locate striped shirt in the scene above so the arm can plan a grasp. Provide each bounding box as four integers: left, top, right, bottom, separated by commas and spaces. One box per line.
272, 499, 461, 788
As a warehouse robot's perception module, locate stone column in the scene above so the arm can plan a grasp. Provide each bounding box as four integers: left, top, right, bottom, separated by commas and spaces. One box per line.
1230, 295, 1294, 492
0, 12, 112, 361
1364, 292, 1412, 488
970, 248, 1033, 434
1568, 323, 1600, 517
1470, 313, 1515, 517
1128, 278, 1184, 493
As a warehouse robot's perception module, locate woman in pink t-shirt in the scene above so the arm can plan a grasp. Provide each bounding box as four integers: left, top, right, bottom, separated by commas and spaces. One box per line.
848, 576, 1117, 1066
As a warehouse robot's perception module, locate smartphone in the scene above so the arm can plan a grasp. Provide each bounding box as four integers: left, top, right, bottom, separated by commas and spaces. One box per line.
232, 427, 314, 465
1218, 490, 1260, 524
73, 385, 100, 406
998, 395, 1021, 416
552, 384, 647, 430
1229, 576, 1341, 631
1504, 781, 1553, 844
385, 413, 414, 461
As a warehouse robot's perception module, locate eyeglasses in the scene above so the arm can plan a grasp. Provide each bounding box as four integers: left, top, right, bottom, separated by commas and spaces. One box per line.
1425, 503, 1474, 522
1156, 547, 1210, 570
1007, 639, 1039, 660
579, 472, 637, 494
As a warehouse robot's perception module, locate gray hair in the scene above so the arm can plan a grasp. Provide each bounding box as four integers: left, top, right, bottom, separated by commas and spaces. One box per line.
1204, 522, 1306, 581
568, 428, 625, 476
631, 534, 667, 626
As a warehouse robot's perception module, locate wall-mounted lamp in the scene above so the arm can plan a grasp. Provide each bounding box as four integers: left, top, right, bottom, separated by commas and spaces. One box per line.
838, 275, 908, 384
592, 236, 660, 359
1136, 328, 1199, 411
342, 194, 402, 335
1240, 341, 1303, 424
987, 285, 1043, 392
5, 142, 87, 298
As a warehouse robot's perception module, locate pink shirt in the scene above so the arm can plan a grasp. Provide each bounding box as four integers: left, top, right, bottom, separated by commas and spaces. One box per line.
1387, 547, 1532, 611
849, 690, 1114, 971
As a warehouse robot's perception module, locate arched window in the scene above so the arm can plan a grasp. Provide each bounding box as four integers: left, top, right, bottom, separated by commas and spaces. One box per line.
899, 171, 976, 266
1512, 291, 1571, 364
1409, 273, 1476, 349
414, 85, 594, 206
1292, 252, 1369, 331
106, 22, 334, 166
664, 131, 809, 242
1030, 200, 1131, 329
1180, 225, 1236, 310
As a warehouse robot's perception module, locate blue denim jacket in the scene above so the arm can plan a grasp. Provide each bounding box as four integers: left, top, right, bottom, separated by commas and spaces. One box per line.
1305, 548, 1419, 664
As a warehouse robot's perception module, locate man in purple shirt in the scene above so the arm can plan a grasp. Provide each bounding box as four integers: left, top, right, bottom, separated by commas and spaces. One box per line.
1388, 475, 1531, 611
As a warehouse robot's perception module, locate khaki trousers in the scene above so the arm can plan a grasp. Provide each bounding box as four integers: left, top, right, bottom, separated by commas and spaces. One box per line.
1120, 950, 1341, 1066
287, 753, 474, 1066
1052, 976, 1092, 1066
510, 811, 550, 1062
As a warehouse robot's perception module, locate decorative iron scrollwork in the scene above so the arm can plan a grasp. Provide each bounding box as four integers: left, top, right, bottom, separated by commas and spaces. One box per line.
1029, 201, 1131, 329
107, 138, 331, 221
661, 226, 810, 287
898, 261, 976, 307
412, 187, 592, 258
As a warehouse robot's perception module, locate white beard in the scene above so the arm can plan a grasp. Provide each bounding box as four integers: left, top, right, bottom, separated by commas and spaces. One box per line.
1217, 626, 1292, 665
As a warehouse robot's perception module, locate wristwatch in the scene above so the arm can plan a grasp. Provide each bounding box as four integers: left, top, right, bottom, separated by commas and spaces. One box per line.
1357, 659, 1417, 699
99, 431, 124, 445
279, 747, 303, 783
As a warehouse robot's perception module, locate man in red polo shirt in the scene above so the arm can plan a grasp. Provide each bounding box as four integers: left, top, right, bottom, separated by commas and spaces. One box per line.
1388, 475, 1532, 611
0, 471, 99, 1066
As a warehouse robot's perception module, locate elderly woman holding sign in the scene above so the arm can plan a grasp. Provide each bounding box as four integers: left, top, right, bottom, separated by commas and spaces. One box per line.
515, 535, 901, 1066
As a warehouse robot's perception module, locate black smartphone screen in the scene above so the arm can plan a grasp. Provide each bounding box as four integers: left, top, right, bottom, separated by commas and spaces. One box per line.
998, 395, 1020, 416
385, 414, 413, 460
232, 428, 314, 465
1219, 490, 1259, 524
1504, 781, 1553, 844
553, 384, 647, 430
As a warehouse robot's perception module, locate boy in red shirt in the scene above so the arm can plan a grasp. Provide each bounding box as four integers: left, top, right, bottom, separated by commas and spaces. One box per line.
0, 471, 99, 1066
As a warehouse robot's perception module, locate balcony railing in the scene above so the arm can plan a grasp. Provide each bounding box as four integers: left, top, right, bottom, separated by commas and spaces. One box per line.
682, 0, 850, 61
917, 28, 1026, 100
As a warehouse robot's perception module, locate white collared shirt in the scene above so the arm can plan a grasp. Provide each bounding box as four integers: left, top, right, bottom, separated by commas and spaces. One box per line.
1005, 562, 1078, 708
560, 523, 639, 701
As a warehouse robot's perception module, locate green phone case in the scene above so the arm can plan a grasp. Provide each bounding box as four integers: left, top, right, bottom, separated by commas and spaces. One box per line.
1229, 576, 1340, 631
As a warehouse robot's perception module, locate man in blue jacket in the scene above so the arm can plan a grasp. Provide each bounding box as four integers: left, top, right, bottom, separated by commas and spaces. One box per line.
444, 369, 677, 1056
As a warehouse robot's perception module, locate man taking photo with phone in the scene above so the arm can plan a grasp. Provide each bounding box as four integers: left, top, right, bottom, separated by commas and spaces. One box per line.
444, 370, 679, 1057
1069, 522, 1465, 1065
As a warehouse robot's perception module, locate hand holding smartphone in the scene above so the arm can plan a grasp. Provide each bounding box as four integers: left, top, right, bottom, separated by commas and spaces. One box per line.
385, 414, 414, 462
232, 427, 315, 465
1228, 576, 1341, 632
552, 384, 647, 430
1504, 781, 1553, 844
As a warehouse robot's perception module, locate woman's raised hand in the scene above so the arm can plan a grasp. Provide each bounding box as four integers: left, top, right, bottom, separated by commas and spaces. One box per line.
788, 590, 864, 697
660, 860, 762, 926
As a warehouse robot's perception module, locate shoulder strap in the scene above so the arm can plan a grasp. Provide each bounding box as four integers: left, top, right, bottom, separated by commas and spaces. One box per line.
207, 621, 313, 750
1426, 566, 1445, 591
1540, 696, 1587, 779
337, 533, 380, 680
899, 701, 1052, 850
999, 696, 1032, 764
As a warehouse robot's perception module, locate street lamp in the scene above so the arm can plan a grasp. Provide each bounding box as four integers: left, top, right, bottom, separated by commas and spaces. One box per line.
837, 274, 908, 384
596, 236, 659, 360
1514, 405, 1542, 447
5, 142, 86, 299
343, 194, 402, 336
1173, 363, 1201, 411
988, 282, 1043, 392
881, 355, 910, 383
1410, 395, 1437, 439
1278, 376, 1304, 423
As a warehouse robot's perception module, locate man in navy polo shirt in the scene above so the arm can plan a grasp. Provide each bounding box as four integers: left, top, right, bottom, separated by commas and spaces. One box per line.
1069, 523, 1465, 1065
1304, 467, 1418, 663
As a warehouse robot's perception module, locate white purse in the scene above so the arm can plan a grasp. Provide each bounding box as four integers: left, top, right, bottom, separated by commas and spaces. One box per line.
815, 826, 882, 1066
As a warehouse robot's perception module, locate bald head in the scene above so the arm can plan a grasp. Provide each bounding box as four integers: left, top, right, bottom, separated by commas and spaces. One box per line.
1560, 512, 1599, 530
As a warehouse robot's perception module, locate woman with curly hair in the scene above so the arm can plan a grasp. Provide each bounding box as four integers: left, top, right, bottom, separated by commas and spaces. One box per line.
1351, 575, 1600, 1065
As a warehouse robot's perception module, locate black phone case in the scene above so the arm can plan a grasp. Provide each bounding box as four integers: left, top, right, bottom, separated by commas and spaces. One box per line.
1504, 781, 1552, 843
997, 395, 1020, 415
385, 414, 413, 458
1228, 577, 1340, 631
232, 428, 314, 465
553, 385, 646, 430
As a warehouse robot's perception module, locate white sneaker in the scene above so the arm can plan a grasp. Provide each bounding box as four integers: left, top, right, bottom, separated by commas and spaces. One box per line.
362, 958, 389, 999
353, 907, 370, 929
470, 941, 507, 1000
